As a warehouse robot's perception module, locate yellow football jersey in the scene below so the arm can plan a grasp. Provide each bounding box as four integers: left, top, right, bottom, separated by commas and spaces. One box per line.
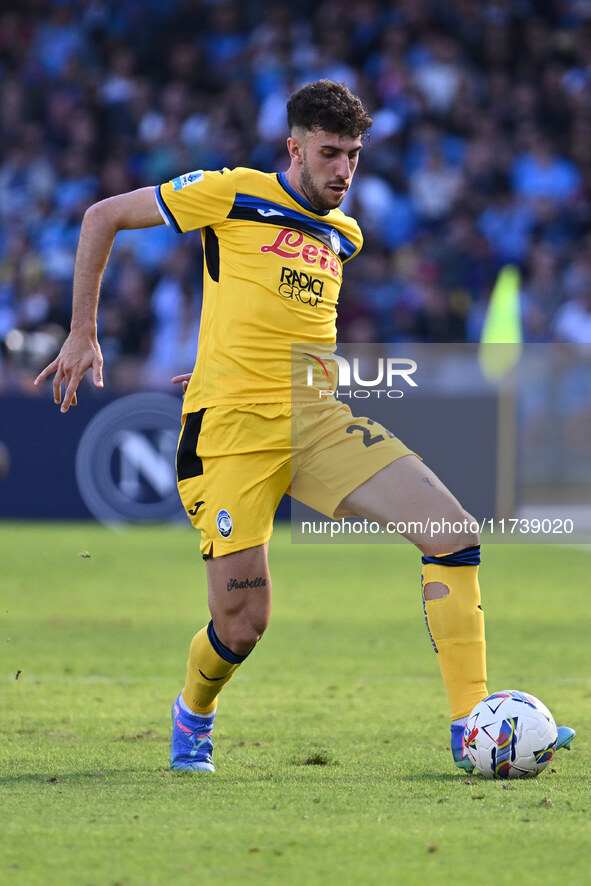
156, 166, 363, 410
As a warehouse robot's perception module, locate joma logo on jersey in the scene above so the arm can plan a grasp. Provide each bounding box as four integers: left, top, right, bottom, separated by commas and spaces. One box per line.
279, 267, 324, 307
260, 228, 340, 279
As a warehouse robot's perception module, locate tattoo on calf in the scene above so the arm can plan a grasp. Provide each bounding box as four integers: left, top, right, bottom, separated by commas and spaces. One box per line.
423, 477, 435, 487
226, 577, 268, 592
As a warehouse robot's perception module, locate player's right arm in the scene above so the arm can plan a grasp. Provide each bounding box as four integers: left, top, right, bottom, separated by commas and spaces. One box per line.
34, 187, 163, 412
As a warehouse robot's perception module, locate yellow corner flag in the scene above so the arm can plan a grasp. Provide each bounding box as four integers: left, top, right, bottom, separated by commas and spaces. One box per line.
478, 264, 523, 381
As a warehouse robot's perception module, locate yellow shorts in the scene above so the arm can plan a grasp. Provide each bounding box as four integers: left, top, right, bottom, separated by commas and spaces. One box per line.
176, 400, 415, 556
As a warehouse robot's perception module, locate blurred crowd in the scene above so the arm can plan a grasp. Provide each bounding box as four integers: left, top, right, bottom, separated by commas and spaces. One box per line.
2, 0, 591, 395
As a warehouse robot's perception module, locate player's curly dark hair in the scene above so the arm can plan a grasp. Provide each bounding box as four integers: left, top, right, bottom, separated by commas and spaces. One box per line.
287, 80, 372, 140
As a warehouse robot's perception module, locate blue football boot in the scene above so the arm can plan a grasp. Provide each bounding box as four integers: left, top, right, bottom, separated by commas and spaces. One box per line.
556, 725, 576, 751
451, 722, 474, 772
170, 694, 216, 772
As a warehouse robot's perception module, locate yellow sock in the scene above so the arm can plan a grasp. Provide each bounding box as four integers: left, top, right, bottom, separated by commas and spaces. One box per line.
421, 546, 487, 720
182, 621, 249, 715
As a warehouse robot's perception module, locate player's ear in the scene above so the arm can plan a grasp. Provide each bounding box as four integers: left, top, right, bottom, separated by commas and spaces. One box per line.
286, 135, 304, 165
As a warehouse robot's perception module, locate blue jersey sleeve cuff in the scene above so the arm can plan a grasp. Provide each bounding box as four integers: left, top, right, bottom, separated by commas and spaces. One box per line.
155, 185, 182, 232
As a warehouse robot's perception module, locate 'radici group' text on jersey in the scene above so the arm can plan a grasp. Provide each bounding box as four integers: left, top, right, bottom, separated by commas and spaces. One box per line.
155, 167, 363, 411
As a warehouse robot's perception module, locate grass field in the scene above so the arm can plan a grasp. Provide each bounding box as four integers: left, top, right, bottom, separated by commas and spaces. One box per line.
1, 523, 589, 886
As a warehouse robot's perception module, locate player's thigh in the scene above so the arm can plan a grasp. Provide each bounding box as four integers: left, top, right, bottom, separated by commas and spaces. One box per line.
206, 543, 272, 650
341, 454, 479, 553
292, 401, 414, 520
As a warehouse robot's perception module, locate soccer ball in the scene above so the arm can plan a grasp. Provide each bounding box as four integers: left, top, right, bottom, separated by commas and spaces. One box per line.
464, 690, 557, 779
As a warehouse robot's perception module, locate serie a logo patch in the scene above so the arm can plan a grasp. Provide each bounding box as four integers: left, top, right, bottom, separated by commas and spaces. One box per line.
172, 170, 204, 191
216, 509, 233, 538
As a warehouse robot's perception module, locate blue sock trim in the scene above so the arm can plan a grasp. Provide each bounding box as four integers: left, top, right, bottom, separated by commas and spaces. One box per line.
207, 620, 250, 665
421, 544, 481, 568
421, 574, 438, 653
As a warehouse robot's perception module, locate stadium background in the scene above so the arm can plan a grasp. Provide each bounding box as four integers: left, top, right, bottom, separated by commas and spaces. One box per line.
1, 0, 590, 521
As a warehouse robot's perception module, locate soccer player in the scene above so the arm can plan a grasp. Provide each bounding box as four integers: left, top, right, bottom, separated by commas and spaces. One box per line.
35, 80, 574, 773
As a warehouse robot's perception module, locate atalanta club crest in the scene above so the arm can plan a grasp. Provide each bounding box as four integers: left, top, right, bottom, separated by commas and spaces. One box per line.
330, 228, 341, 255
217, 509, 233, 538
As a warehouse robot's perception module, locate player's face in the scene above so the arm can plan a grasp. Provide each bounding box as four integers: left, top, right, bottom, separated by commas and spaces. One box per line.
287, 128, 363, 211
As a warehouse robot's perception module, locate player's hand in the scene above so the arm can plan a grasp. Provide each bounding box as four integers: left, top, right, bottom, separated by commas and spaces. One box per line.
171, 373, 192, 396
34, 331, 104, 413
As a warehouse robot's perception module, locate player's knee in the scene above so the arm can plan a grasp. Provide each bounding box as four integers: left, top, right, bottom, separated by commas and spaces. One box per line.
221, 611, 269, 656
421, 509, 480, 557
448, 510, 479, 550
457, 510, 479, 548
247, 610, 270, 644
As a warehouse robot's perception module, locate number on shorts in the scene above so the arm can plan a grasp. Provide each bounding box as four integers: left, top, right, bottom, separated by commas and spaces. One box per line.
346, 420, 385, 448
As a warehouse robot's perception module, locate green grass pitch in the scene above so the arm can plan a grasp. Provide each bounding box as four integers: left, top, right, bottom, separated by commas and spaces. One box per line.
1, 523, 589, 886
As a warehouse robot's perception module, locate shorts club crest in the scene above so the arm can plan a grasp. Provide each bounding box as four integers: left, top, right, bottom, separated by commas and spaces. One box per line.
216, 509, 233, 538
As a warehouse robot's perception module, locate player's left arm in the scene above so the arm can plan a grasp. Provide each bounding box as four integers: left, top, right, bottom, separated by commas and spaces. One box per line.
35, 187, 163, 412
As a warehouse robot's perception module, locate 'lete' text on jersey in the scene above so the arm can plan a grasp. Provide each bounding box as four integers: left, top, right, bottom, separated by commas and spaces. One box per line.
156, 167, 363, 410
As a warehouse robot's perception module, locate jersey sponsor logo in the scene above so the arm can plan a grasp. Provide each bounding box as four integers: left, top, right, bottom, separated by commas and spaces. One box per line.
217, 508, 233, 538
172, 170, 205, 190
260, 228, 341, 279
279, 267, 324, 307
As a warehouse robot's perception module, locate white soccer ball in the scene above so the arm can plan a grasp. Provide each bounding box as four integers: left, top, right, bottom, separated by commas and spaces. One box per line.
464, 690, 557, 779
